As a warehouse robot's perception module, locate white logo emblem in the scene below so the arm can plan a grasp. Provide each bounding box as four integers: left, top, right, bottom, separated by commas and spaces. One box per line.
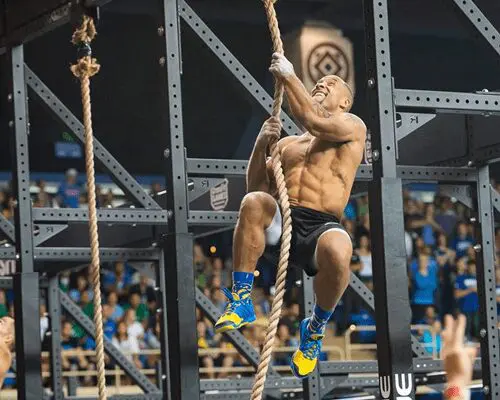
380, 375, 391, 399
395, 373, 412, 400
210, 179, 229, 211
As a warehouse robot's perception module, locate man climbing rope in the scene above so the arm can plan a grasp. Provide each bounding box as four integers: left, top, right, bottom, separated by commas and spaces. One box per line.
0, 317, 14, 388
215, 52, 367, 379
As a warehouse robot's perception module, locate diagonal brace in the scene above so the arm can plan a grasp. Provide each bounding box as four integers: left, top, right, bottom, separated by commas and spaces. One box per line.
349, 272, 430, 357
179, 0, 302, 137
60, 291, 160, 393
24, 65, 161, 210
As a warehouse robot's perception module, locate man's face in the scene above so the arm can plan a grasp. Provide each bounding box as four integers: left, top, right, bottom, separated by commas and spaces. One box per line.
311, 75, 351, 113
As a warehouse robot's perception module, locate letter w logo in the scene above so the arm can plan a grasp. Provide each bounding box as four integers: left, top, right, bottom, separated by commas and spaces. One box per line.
395, 373, 413, 400
379, 375, 391, 399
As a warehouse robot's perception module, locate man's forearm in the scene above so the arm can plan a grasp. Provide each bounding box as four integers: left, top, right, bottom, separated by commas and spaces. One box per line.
246, 142, 270, 193
282, 74, 317, 123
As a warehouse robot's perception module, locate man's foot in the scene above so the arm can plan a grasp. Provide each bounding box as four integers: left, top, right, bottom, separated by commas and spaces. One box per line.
214, 288, 256, 334
290, 318, 324, 379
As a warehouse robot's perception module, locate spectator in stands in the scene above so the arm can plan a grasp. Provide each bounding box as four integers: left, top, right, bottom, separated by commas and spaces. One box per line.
60, 320, 89, 372
454, 258, 479, 339
129, 275, 156, 305
435, 196, 458, 236
410, 248, 438, 323
420, 319, 443, 357
125, 292, 149, 324
150, 182, 162, 196
435, 233, 456, 316
106, 290, 124, 322
103, 262, 132, 300
123, 308, 145, 342
69, 275, 93, 303
56, 168, 81, 208
40, 304, 49, 341
112, 321, 142, 368
354, 234, 372, 281
273, 323, 298, 366
452, 222, 474, 259
35, 179, 51, 207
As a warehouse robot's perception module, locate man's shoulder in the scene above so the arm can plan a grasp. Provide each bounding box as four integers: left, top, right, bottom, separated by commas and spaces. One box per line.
343, 113, 367, 134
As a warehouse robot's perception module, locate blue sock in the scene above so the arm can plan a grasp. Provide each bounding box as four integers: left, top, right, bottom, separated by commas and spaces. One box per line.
308, 304, 334, 334
232, 272, 254, 298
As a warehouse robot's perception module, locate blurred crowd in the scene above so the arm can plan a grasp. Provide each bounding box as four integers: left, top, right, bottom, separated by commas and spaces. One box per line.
0, 170, 499, 386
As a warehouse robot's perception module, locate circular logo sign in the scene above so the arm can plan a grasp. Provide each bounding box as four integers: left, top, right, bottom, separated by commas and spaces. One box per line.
307, 42, 350, 83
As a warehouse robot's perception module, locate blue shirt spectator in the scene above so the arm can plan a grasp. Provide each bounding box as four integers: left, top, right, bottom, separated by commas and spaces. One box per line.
56, 168, 81, 208
455, 267, 478, 314
451, 222, 474, 259
420, 321, 442, 356
410, 254, 438, 306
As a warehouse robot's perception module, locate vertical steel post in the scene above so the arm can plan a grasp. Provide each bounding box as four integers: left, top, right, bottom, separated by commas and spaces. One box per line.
363, 0, 415, 398
48, 275, 64, 399
8, 45, 43, 400
474, 167, 500, 400
301, 274, 321, 400
158, 0, 200, 398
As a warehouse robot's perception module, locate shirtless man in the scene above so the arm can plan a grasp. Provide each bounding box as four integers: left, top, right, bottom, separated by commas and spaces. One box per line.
0, 317, 14, 388
214, 52, 366, 378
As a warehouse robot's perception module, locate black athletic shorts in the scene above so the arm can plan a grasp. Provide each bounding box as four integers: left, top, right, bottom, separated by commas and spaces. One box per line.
263, 205, 350, 277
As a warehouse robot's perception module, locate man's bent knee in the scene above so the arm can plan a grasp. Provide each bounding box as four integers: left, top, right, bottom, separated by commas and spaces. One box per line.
239, 192, 277, 226
315, 232, 353, 273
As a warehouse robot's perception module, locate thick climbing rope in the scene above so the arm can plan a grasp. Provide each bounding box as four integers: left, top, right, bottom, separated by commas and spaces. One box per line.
251, 1, 292, 399
70, 15, 107, 400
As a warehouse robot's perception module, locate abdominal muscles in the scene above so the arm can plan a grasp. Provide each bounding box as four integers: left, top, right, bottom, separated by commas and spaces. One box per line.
284, 164, 350, 218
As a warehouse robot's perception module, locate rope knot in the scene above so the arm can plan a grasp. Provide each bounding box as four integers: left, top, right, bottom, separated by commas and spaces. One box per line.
72, 15, 97, 46
70, 56, 101, 79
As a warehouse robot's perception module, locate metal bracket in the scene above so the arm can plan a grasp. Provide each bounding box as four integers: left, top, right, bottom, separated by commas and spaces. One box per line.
33, 224, 68, 246
396, 112, 437, 141
439, 184, 473, 208
59, 291, 160, 393
492, 186, 500, 214
188, 177, 225, 202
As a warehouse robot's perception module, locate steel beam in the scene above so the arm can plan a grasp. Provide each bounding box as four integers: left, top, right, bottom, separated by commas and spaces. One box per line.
451, 0, 500, 58
187, 158, 478, 182
178, 0, 302, 137
474, 166, 500, 400
0, 247, 158, 261
24, 66, 161, 210
301, 274, 321, 399
394, 89, 500, 113
321, 358, 482, 374
364, 0, 415, 398
32, 208, 169, 224
60, 291, 160, 393
160, 0, 200, 398
47, 276, 64, 400
8, 44, 43, 400
189, 211, 239, 226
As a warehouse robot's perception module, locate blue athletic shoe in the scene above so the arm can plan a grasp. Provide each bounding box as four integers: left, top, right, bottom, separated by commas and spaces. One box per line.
214, 287, 256, 334
290, 318, 324, 378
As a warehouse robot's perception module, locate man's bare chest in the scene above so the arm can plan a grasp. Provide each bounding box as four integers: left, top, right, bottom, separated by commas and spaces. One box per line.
281, 137, 343, 168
